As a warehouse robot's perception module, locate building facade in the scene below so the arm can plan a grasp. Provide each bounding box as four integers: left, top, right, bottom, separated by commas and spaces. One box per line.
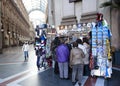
47, 0, 120, 50
0, 0, 34, 52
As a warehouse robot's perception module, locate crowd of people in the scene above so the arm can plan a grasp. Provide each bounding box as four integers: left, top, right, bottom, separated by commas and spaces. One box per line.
50, 34, 91, 86
21, 32, 91, 86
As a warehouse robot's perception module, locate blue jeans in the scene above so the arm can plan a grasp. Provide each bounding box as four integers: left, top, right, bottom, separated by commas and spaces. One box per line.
58, 62, 68, 78
24, 51, 28, 60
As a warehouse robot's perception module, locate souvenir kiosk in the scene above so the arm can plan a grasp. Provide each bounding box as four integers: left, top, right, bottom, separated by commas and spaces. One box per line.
90, 13, 112, 78
34, 25, 49, 69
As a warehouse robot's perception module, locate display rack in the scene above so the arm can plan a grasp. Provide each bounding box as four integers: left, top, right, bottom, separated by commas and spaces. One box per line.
90, 14, 112, 78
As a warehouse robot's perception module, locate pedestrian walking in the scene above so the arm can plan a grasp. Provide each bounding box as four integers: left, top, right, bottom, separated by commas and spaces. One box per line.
22, 42, 29, 61
56, 38, 70, 79
70, 42, 85, 86
35, 45, 42, 70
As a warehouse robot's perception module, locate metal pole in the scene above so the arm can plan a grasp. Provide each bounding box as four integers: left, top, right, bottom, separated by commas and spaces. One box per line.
0, 0, 2, 54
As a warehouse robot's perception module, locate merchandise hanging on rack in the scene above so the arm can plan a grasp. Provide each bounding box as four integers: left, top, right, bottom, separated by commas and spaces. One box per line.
90, 13, 112, 78
34, 25, 52, 69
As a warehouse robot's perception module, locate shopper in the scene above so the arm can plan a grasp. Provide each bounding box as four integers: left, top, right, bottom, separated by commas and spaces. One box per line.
76, 38, 87, 55
56, 38, 70, 79
70, 42, 85, 86
51, 37, 61, 74
22, 42, 29, 61
82, 37, 90, 76
88, 31, 94, 70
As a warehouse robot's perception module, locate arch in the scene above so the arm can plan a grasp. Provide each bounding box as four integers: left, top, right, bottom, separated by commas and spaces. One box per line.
28, 8, 45, 15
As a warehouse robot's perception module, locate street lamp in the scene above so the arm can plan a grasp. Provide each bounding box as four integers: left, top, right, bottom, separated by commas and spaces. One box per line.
7, 30, 11, 47
8, 31, 11, 34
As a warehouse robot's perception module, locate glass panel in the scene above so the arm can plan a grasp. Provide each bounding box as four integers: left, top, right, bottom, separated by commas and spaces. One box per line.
22, 0, 47, 14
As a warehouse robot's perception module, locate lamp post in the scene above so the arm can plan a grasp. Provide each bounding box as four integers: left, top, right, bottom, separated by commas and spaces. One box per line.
0, 0, 2, 53
0, 23, 2, 53
0, 24, 2, 54
1, 28, 4, 48
7, 30, 11, 47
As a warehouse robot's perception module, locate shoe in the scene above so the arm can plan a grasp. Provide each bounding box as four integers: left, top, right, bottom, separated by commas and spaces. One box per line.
72, 82, 76, 86
24, 59, 27, 62
60, 77, 64, 80
38, 67, 40, 70
78, 83, 81, 86
64, 78, 69, 80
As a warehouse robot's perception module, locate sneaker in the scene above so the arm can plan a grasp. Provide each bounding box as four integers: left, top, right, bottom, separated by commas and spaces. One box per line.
24, 59, 27, 62
38, 67, 40, 71
78, 83, 81, 86
72, 82, 76, 86
64, 78, 69, 80
60, 77, 64, 80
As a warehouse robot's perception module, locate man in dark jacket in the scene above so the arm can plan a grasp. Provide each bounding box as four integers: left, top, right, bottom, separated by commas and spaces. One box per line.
51, 37, 60, 74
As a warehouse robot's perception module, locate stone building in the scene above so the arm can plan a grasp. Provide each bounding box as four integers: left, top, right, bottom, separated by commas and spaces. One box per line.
0, 0, 34, 53
47, 0, 120, 50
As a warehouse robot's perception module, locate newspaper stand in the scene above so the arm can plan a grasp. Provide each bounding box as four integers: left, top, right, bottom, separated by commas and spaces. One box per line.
90, 14, 112, 78
34, 25, 48, 69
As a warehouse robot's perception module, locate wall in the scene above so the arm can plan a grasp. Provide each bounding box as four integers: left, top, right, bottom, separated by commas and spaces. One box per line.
62, 0, 74, 17
75, 1, 82, 23
48, 0, 53, 25
1, 0, 30, 47
54, 0, 62, 27
111, 9, 120, 50
82, 0, 97, 14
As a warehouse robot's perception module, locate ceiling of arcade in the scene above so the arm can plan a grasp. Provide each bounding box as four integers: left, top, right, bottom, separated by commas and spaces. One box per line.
22, 0, 47, 27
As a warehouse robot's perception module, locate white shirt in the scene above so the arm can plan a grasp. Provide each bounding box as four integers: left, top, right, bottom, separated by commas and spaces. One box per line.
22, 44, 29, 51
78, 44, 87, 54
83, 43, 90, 54
78, 44, 89, 64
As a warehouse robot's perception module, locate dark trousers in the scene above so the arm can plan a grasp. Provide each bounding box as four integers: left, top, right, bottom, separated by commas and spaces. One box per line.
83, 64, 90, 76
37, 55, 41, 68
54, 61, 59, 74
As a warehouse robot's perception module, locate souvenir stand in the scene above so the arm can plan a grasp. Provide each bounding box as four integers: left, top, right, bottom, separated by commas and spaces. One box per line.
34, 25, 47, 69
90, 13, 112, 78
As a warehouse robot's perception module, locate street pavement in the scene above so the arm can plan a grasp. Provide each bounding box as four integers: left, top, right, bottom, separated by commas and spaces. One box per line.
0, 45, 119, 86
